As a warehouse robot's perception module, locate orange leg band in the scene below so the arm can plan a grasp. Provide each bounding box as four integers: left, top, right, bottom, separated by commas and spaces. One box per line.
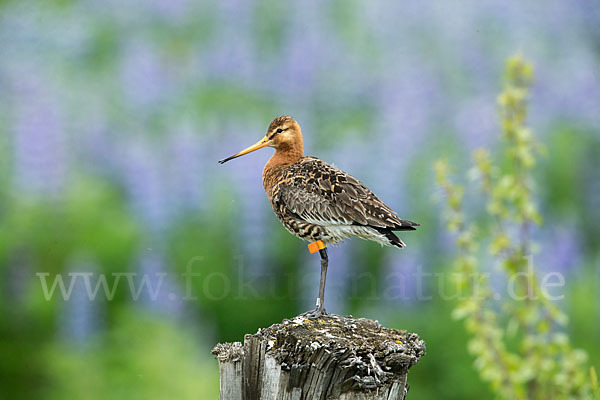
308, 240, 326, 254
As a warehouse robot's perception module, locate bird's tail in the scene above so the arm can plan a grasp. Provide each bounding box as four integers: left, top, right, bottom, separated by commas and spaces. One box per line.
377, 228, 406, 248
393, 219, 420, 231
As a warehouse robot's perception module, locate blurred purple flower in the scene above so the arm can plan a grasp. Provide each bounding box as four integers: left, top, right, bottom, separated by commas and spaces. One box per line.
137, 249, 184, 316
149, 0, 190, 22
60, 255, 102, 345
272, 0, 327, 98
535, 225, 582, 277
11, 77, 67, 200
165, 126, 205, 215
204, 0, 256, 83
120, 40, 167, 110
384, 249, 423, 305
454, 96, 498, 151
376, 63, 437, 151
532, 55, 600, 131
118, 138, 170, 231
367, 65, 439, 205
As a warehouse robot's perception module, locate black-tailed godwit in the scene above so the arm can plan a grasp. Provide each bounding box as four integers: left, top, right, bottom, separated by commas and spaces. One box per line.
219, 116, 418, 318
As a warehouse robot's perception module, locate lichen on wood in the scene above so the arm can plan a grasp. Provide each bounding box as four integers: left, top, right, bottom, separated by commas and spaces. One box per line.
212, 314, 425, 400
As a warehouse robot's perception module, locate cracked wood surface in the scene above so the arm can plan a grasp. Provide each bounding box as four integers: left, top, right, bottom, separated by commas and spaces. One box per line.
212, 314, 426, 400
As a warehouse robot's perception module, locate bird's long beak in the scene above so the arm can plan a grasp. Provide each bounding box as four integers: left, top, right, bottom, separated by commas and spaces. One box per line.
218, 136, 270, 164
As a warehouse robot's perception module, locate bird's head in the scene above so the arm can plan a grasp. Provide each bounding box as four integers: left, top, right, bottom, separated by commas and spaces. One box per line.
218, 116, 303, 164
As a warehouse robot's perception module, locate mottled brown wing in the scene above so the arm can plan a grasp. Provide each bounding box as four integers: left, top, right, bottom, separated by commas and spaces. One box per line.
274, 157, 418, 229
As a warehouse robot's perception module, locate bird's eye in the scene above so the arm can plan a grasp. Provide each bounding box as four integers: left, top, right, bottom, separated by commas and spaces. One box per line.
276, 128, 283, 134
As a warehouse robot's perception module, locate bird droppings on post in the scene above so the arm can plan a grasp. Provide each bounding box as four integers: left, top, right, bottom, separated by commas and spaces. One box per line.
212, 313, 426, 400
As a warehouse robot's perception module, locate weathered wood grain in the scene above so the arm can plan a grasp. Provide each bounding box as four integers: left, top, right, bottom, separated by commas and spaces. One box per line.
212, 314, 425, 400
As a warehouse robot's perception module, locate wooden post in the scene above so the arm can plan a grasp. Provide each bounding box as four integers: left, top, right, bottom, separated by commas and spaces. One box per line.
212, 314, 426, 400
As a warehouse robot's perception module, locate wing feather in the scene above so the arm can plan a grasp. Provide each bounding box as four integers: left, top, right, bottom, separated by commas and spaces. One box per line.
274, 157, 419, 230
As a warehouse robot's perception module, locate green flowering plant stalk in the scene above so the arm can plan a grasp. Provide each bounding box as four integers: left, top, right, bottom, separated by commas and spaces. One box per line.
435, 54, 598, 399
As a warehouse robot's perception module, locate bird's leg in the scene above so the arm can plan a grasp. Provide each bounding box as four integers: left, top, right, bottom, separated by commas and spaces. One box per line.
316, 247, 328, 315
302, 247, 328, 319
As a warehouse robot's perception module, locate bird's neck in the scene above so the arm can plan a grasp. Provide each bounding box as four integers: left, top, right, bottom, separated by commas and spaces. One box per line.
271, 142, 303, 166
263, 144, 303, 199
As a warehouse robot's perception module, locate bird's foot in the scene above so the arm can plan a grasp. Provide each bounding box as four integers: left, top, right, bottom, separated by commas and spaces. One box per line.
300, 306, 327, 320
